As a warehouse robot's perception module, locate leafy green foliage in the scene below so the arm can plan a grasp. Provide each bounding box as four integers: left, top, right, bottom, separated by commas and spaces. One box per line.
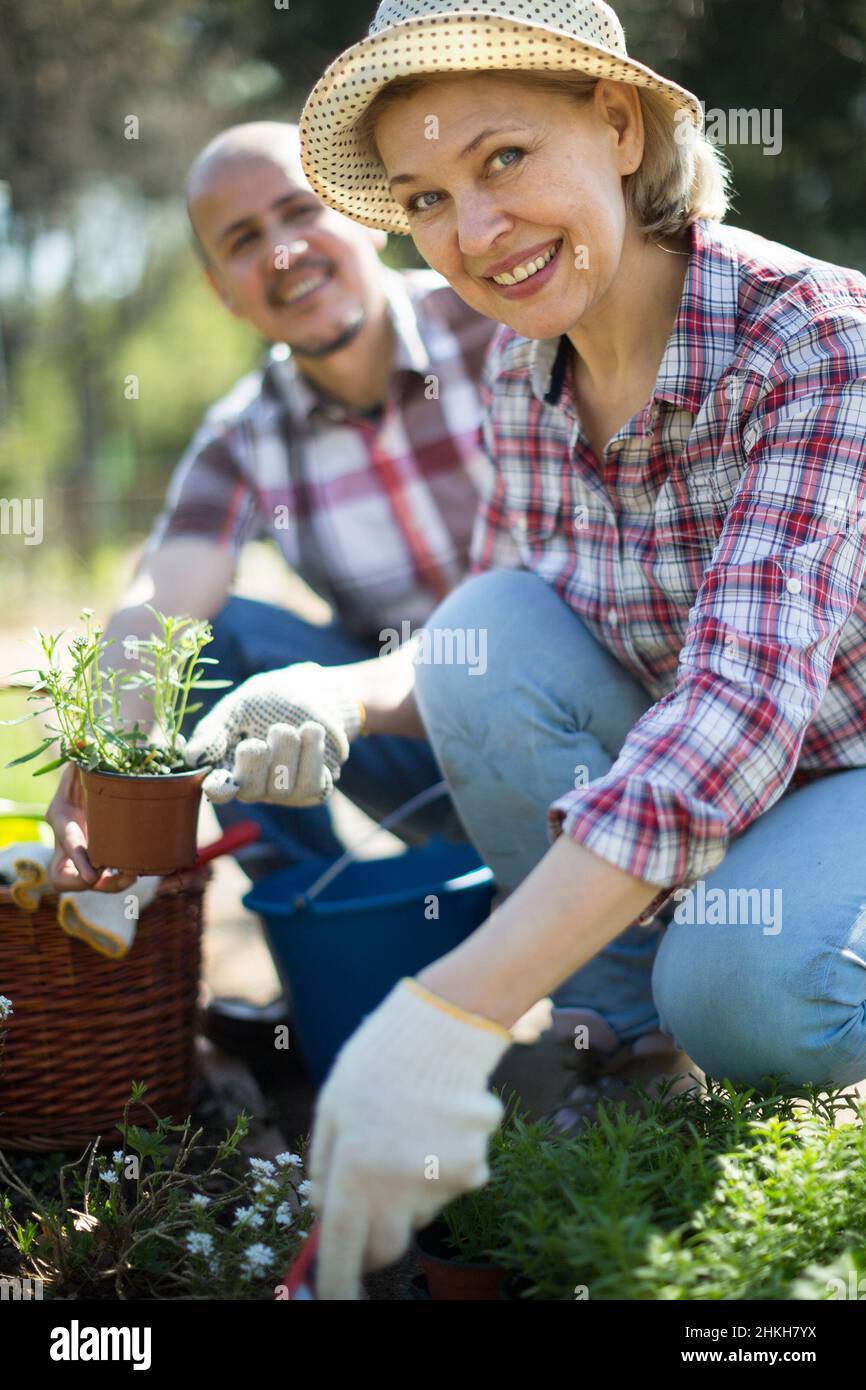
2, 607, 230, 777
475, 1078, 866, 1300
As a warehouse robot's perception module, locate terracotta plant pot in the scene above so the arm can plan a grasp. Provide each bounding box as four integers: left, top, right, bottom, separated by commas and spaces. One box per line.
415, 1219, 508, 1301
80, 767, 206, 875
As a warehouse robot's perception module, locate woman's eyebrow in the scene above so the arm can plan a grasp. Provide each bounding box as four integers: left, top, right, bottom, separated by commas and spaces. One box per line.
388, 125, 530, 189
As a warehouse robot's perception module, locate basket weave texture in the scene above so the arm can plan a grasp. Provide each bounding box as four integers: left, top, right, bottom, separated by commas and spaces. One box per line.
0, 870, 207, 1151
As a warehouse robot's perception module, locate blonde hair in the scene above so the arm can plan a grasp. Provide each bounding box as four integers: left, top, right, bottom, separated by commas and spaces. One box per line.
355, 70, 731, 240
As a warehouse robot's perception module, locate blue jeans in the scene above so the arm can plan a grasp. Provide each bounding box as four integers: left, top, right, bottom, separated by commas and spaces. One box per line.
414, 569, 866, 1090
190, 597, 465, 878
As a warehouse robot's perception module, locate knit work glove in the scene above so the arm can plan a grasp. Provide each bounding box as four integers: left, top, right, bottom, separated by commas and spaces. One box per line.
309, 978, 512, 1300
184, 662, 363, 807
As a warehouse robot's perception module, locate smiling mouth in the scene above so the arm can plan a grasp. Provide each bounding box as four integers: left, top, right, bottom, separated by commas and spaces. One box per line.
488, 239, 563, 286
270, 268, 333, 309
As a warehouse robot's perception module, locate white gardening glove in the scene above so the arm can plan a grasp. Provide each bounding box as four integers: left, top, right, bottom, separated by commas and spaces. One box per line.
184, 662, 364, 807
309, 977, 512, 1301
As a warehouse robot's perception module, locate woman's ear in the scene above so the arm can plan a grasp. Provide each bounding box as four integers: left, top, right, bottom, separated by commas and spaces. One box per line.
593, 79, 644, 176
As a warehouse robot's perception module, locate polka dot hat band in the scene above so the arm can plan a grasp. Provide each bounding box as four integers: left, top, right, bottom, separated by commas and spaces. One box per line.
298, 0, 704, 237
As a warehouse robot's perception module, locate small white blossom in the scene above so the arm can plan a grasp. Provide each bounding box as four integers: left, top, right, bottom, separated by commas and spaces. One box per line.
240, 1242, 275, 1277
249, 1157, 276, 1177
190, 1193, 211, 1209
0, 996, 13, 1021
99, 1169, 119, 1184
234, 1206, 265, 1229
275, 1202, 294, 1228
275, 1152, 302, 1168
112, 1151, 124, 1165
297, 1178, 313, 1207
297, 1230, 309, 1241
185, 1231, 215, 1257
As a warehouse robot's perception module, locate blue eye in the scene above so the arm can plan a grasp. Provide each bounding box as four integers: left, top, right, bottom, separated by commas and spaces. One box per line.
407, 190, 441, 215
492, 147, 524, 170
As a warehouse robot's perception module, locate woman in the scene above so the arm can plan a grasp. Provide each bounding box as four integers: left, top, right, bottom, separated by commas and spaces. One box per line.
188, 0, 866, 1297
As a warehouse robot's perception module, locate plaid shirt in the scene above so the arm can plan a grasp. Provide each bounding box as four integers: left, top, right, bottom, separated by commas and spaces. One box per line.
471, 218, 866, 917
147, 267, 498, 639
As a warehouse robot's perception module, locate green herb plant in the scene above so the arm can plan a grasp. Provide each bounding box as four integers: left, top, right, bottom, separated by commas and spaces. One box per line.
489, 1077, 866, 1300
438, 1107, 556, 1266
3, 607, 230, 778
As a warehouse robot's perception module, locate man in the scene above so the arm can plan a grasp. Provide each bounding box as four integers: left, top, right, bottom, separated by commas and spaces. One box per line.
46, 120, 498, 1035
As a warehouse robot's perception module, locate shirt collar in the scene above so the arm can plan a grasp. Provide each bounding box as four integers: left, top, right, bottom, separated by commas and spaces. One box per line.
529, 219, 740, 416
262, 265, 432, 425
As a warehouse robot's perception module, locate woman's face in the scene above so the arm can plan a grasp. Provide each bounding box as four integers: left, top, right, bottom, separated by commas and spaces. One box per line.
375, 76, 645, 340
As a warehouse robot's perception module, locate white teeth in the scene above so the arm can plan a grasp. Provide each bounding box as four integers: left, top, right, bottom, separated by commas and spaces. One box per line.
282, 274, 329, 304
492, 241, 559, 286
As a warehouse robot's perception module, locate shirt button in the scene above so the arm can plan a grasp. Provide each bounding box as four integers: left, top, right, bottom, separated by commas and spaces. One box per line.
606, 608, 619, 627
786, 577, 802, 595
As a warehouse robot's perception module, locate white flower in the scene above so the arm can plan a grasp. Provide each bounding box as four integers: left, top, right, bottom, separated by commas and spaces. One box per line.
190, 1193, 211, 1209
275, 1202, 294, 1228
99, 1169, 119, 1184
0, 996, 13, 1021
185, 1231, 215, 1257
112, 1151, 124, 1166
275, 1152, 302, 1168
252, 1179, 278, 1205
249, 1157, 276, 1177
297, 1230, 309, 1241
234, 1206, 265, 1229
297, 1178, 313, 1207
240, 1242, 274, 1277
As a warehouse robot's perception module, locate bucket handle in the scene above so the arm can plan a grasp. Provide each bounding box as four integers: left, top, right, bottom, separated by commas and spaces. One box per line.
294, 779, 450, 911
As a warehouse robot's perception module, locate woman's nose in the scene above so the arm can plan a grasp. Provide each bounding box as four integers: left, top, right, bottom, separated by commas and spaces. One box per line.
455, 198, 512, 262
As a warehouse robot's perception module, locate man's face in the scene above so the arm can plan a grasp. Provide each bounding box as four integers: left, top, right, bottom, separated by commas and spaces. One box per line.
191, 153, 387, 354
375, 76, 642, 342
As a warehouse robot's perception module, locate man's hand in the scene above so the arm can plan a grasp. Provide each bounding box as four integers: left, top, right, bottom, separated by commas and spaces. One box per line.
185, 662, 364, 807
46, 764, 139, 894
309, 978, 512, 1300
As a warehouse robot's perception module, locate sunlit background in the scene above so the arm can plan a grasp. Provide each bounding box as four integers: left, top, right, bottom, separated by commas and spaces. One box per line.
1, 0, 865, 803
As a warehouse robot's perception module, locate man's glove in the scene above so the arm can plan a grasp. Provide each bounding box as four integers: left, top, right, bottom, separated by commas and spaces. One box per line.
309, 978, 512, 1300
185, 662, 364, 807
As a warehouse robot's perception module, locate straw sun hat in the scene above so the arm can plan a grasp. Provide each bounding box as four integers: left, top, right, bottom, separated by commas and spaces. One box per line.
299, 0, 703, 236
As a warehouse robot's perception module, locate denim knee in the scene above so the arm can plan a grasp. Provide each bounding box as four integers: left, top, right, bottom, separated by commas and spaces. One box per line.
652, 917, 866, 1090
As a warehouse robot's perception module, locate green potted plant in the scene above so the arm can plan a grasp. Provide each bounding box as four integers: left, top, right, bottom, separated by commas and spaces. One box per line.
3, 607, 230, 875
415, 1108, 553, 1300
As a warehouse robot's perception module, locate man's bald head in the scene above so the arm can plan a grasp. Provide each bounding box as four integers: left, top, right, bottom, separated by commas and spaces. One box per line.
186, 122, 309, 261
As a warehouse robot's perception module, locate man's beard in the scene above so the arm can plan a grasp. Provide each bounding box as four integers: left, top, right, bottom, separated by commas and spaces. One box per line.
287, 307, 366, 359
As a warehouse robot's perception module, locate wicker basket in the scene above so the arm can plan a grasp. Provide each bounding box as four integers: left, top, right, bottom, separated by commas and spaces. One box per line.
0, 869, 208, 1151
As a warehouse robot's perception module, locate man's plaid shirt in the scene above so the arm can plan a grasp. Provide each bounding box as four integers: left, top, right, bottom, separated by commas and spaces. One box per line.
147, 267, 498, 639
471, 218, 866, 915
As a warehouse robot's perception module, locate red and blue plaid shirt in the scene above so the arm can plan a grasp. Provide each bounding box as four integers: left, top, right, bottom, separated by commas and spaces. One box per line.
471, 218, 866, 915
147, 267, 498, 640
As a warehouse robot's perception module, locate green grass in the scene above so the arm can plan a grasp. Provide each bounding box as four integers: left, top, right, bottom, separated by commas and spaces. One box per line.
446, 1079, 866, 1300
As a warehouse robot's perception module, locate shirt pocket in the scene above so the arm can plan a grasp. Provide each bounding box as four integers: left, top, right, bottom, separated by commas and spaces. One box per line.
650, 460, 723, 608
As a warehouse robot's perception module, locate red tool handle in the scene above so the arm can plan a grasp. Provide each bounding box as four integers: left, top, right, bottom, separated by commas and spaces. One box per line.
194, 820, 261, 867
277, 1222, 321, 1300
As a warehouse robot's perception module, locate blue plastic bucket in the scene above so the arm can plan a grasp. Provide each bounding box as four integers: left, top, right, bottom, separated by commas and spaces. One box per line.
243, 837, 494, 1082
